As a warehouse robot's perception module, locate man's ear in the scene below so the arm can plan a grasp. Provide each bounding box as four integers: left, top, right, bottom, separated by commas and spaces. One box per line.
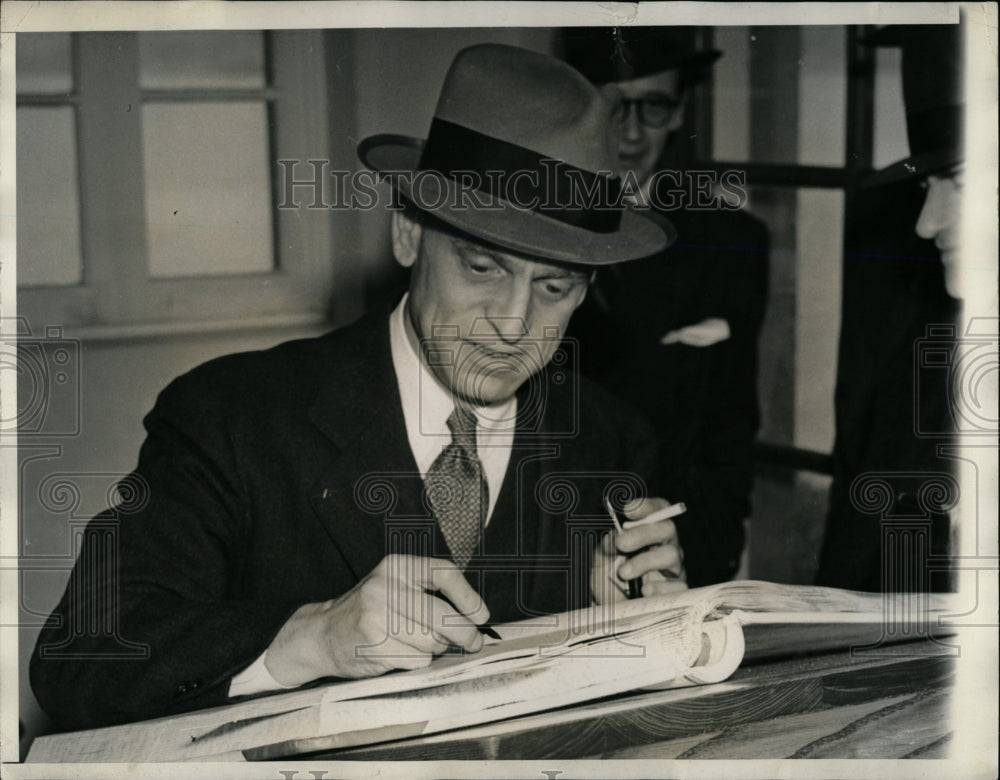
392, 209, 423, 268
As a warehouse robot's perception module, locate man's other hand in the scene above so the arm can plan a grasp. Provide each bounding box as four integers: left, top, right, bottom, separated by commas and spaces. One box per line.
263, 555, 490, 686
591, 497, 688, 603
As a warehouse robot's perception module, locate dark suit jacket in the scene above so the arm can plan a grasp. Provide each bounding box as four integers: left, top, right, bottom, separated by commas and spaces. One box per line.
568, 206, 770, 586
30, 307, 657, 731
817, 178, 957, 592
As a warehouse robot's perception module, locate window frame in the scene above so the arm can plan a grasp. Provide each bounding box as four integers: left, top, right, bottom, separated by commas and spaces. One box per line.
690, 25, 878, 471
16, 30, 336, 335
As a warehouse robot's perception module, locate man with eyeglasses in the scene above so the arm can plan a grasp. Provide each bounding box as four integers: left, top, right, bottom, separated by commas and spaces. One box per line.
608, 72, 685, 204
559, 27, 771, 588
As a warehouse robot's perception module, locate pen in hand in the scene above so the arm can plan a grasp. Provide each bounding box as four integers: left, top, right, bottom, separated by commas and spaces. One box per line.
604, 498, 687, 599
432, 588, 503, 643
480, 624, 502, 641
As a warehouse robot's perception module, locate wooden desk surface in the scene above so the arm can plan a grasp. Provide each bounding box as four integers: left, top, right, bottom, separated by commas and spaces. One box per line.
297, 641, 955, 761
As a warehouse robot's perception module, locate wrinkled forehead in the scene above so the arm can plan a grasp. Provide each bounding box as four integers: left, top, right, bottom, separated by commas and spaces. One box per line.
423, 220, 594, 281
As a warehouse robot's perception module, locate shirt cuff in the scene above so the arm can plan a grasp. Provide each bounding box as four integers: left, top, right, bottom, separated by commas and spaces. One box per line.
228, 650, 298, 698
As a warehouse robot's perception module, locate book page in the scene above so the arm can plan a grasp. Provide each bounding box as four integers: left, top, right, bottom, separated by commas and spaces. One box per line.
703, 579, 959, 618
27, 580, 958, 762
277, 615, 742, 759
317, 600, 704, 707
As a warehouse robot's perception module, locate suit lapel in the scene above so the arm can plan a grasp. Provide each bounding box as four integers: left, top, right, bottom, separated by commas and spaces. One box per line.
504, 375, 570, 609
306, 310, 427, 582
303, 317, 588, 596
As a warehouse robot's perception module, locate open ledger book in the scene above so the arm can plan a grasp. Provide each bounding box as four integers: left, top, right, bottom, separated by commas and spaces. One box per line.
27, 580, 957, 762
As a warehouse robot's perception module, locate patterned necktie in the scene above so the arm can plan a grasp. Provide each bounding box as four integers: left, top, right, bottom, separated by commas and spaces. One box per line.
426, 406, 488, 569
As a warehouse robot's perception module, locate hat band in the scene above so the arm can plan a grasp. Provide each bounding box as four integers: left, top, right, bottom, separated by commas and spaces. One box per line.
419, 118, 623, 233
907, 104, 964, 158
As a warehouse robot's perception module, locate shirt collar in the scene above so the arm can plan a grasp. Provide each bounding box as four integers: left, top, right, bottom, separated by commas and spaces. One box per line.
389, 294, 517, 466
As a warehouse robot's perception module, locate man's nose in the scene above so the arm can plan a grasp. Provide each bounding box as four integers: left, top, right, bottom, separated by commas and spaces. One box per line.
621, 103, 645, 143
480, 282, 532, 343
915, 179, 947, 241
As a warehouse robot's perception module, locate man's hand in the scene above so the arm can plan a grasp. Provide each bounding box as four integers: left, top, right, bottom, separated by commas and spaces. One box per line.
263, 555, 490, 686
591, 497, 688, 603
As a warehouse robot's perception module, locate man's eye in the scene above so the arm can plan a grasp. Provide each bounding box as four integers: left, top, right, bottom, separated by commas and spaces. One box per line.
541, 280, 572, 298
467, 260, 493, 273
462, 254, 501, 277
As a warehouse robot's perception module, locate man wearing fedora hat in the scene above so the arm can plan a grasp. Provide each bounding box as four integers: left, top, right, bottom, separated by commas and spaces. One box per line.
860, 23, 965, 296
817, 24, 964, 593
558, 27, 770, 588
31, 43, 687, 729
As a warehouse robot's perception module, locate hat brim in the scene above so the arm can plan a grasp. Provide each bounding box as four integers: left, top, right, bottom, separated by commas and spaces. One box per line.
359, 134, 673, 266
863, 147, 963, 188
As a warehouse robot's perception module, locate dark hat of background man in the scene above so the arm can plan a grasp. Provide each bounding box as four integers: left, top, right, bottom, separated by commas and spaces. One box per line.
358, 43, 671, 266
865, 24, 964, 187
555, 26, 721, 88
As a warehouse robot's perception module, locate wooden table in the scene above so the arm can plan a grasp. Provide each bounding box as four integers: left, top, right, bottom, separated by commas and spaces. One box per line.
298, 641, 954, 761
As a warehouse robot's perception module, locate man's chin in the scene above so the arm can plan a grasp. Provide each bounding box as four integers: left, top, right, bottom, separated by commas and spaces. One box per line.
452, 373, 524, 408
941, 255, 965, 300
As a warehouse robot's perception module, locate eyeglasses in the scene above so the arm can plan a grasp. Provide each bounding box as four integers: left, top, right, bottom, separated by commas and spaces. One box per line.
612, 95, 682, 129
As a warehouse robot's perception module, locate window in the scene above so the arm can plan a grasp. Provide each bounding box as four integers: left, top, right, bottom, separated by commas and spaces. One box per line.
16, 31, 336, 333
688, 26, 900, 583
695, 26, 854, 457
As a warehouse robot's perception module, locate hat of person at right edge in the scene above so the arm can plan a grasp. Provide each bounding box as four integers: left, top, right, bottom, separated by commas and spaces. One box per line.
864, 24, 964, 187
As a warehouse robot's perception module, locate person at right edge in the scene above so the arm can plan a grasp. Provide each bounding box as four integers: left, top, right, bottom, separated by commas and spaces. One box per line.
558, 27, 771, 587
818, 24, 965, 593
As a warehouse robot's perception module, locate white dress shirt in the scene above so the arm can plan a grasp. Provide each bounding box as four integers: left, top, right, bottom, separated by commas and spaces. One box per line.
230, 295, 517, 696
389, 293, 516, 519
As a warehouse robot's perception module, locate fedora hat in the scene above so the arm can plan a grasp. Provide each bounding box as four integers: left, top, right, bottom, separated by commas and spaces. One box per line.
358, 43, 672, 265
556, 27, 721, 87
865, 24, 964, 187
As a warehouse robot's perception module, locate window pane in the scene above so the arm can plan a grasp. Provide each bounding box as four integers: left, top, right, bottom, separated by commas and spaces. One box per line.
794, 188, 843, 452
747, 185, 843, 451
711, 28, 751, 161
16, 33, 73, 95
798, 27, 846, 167
711, 26, 846, 166
746, 185, 797, 444
872, 47, 910, 170
138, 31, 265, 90
142, 101, 274, 278
16, 107, 83, 287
